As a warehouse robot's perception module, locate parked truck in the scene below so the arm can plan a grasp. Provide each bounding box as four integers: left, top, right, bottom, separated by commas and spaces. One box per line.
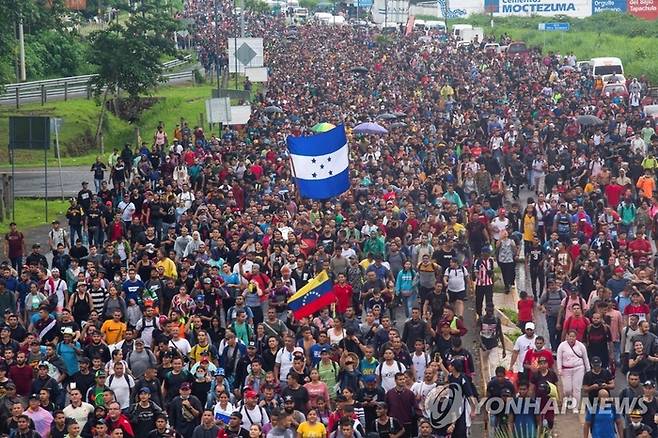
459, 27, 484, 44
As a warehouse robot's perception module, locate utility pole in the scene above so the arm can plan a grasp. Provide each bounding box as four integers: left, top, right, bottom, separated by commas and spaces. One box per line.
18, 18, 26, 82
384, 0, 388, 28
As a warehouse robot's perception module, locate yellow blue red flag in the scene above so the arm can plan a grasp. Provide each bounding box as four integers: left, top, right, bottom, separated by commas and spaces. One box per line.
287, 271, 335, 320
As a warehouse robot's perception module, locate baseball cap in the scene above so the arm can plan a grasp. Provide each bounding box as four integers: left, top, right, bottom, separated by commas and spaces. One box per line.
525, 322, 535, 330
29, 393, 39, 400
247, 341, 256, 348
139, 387, 151, 394
180, 382, 191, 390
591, 356, 602, 366
644, 380, 656, 388
95, 370, 106, 378
244, 390, 258, 399
215, 368, 225, 376
283, 395, 294, 402
362, 374, 376, 383
292, 346, 304, 356
38, 361, 49, 368
203, 277, 212, 284
195, 294, 205, 302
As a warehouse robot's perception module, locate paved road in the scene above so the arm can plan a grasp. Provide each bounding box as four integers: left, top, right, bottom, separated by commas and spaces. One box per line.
10, 166, 89, 197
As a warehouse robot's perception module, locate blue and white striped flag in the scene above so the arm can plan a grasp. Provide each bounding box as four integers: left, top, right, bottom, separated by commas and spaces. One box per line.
287, 124, 350, 200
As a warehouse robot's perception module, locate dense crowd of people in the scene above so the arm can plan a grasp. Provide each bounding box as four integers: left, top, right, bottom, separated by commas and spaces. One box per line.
2, 1, 658, 437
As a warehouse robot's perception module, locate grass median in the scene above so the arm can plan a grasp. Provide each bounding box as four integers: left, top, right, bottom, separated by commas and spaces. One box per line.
0, 81, 250, 168
0, 199, 69, 234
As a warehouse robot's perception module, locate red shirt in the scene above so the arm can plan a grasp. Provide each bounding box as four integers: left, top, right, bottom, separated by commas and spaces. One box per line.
523, 348, 555, 370
333, 283, 353, 313
563, 316, 590, 341
517, 298, 534, 322
629, 238, 651, 263
605, 184, 624, 208
623, 303, 650, 320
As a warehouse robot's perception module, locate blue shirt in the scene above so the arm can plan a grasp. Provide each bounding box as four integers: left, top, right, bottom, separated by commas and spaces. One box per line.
122, 279, 144, 304
585, 406, 620, 438
57, 341, 82, 375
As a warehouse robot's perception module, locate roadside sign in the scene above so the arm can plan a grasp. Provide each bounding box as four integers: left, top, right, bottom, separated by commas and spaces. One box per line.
538, 22, 570, 31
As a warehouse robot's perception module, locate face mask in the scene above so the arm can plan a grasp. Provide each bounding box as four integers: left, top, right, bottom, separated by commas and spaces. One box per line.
631, 421, 641, 427
196, 372, 205, 379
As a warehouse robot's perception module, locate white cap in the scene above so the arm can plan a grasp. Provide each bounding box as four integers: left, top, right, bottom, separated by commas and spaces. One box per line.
525, 322, 535, 330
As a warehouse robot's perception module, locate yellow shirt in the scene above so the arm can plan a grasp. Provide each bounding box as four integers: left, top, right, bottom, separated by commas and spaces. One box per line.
297, 421, 326, 438
156, 257, 178, 279
359, 258, 372, 270
101, 320, 127, 345
522, 214, 536, 242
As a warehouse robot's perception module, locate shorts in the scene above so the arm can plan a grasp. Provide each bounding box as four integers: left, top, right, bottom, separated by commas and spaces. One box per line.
448, 289, 466, 302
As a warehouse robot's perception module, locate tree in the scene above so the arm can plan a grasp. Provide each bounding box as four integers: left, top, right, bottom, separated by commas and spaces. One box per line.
88, 0, 179, 143
0, 0, 68, 89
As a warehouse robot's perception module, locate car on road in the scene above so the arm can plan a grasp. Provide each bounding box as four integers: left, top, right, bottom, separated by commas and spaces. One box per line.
602, 82, 628, 100
506, 41, 529, 60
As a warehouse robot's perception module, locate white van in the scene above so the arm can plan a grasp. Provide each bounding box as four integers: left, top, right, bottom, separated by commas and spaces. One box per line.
591, 57, 624, 82
425, 20, 446, 32
452, 24, 472, 38
413, 19, 426, 31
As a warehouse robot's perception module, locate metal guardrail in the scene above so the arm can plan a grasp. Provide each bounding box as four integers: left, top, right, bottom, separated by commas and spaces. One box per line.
0, 55, 193, 107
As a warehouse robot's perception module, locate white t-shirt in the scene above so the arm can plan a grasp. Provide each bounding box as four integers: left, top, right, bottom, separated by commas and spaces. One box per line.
169, 338, 192, 356
376, 361, 406, 392
411, 352, 431, 383
63, 402, 95, 430
490, 217, 509, 241
213, 401, 235, 422
445, 267, 468, 292
107, 373, 135, 409
411, 380, 437, 414
513, 334, 537, 372
275, 347, 296, 381
240, 405, 269, 429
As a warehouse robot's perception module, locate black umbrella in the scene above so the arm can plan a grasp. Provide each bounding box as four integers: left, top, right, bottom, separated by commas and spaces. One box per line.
376, 113, 397, 120
350, 66, 368, 74
264, 106, 284, 113
577, 115, 603, 126
388, 122, 407, 129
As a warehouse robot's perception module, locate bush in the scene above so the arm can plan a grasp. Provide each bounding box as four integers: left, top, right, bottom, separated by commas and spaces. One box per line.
500, 307, 519, 324
24, 30, 92, 80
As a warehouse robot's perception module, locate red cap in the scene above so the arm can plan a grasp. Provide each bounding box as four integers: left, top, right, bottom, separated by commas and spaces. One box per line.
244, 390, 258, 399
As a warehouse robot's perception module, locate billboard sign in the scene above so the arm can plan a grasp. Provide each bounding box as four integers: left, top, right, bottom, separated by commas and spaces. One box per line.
592, 0, 627, 13
486, 0, 592, 17
627, 0, 658, 19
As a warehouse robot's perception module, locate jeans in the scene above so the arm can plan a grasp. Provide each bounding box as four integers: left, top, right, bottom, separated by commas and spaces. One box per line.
400, 291, 417, 318
152, 218, 163, 240
499, 261, 516, 292
94, 178, 103, 193
546, 314, 560, 352
475, 285, 494, 317
9, 256, 22, 275
70, 225, 83, 246
87, 226, 104, 247
529, 264, 545, 300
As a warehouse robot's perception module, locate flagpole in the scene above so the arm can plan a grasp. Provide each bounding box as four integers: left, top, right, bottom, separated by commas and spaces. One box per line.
288, 156, 303, 205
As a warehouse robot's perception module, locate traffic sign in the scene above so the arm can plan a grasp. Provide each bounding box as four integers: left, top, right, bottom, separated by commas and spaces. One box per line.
538, 22, 570, 31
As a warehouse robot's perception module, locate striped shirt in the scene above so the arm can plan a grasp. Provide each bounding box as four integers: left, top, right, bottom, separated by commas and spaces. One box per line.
474, 258, 494, 286
89, 287, 107, 313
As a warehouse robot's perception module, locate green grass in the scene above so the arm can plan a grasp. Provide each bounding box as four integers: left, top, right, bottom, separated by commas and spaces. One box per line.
0, 199, 69, 234
458, 13, 658, 82
0, 82, 250, 168
500, 307, 519, 324
506, 328, 522, 344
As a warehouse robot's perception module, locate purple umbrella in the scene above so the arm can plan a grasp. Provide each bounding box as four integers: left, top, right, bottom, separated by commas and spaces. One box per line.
353, 122, 388, 135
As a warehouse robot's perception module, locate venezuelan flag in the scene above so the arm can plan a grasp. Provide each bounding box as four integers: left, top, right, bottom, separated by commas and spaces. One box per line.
287, 270, 335, 320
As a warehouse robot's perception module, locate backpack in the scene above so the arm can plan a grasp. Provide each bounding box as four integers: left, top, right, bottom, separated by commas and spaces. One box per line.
108, 373, 133, 393
377, 360, 402, 380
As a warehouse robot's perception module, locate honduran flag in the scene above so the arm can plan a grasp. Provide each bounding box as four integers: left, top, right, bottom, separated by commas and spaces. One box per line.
287, 124, 350, 200
287, 270, 335, 320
